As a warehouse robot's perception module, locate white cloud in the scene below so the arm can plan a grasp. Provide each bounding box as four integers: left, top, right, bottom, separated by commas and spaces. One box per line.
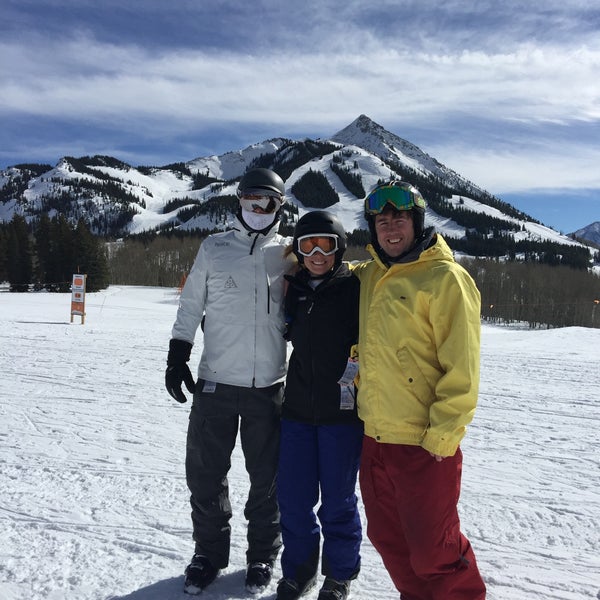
2, 35, 599, 128
429, 141, 600, 193
1, 2, 600, 201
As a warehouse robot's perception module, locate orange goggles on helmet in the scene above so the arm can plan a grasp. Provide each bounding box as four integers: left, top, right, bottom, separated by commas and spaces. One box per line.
296, 234, 338, 257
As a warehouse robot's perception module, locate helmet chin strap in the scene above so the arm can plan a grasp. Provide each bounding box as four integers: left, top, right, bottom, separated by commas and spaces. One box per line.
240, 208, 277, 232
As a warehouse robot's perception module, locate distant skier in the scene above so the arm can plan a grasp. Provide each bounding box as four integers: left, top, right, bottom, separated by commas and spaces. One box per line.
353, 180, 487, 599
165, 168, 295, 595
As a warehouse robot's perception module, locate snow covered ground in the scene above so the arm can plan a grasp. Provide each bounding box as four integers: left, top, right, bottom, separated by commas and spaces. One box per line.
1, 286, 599, 600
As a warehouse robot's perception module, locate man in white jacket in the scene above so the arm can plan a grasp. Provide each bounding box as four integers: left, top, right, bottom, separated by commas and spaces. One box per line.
165, 168, 295, 595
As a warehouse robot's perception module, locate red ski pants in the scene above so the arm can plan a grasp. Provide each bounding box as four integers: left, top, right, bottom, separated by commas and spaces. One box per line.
359, 436, 486, 600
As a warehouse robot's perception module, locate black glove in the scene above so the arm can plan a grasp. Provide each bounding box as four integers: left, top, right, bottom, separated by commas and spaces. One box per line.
165, 339, 196, 403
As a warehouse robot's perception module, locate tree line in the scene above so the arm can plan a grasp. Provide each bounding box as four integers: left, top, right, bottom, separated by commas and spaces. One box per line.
1, 214, 109, 292
463, 258, 600, 328
2, 218, 598, 329
107, 233, 599, 329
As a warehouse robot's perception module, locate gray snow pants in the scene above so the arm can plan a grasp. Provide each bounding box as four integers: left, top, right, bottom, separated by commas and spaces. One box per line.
185, 381, 283, 569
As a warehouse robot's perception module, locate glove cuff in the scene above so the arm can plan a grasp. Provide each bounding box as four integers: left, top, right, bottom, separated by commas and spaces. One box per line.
167, 338, 193, 365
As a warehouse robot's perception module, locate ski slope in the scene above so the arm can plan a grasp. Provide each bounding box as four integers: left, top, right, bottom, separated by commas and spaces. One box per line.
1, 286, 598, 599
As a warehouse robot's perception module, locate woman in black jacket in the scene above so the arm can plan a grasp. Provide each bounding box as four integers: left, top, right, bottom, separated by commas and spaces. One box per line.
276, 211, 363, 600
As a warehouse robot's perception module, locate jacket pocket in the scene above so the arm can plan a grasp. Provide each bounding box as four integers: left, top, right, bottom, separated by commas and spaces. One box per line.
395, 346, 435, 407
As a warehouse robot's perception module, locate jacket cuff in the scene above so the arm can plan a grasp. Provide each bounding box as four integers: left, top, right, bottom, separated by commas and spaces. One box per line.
167, 338, 193, 364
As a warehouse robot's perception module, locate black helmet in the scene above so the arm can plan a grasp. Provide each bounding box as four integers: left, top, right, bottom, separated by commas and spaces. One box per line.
364, 179, 426, 239
236, 168, 286, 233
237, 167, 285, 199
293, 210, 347, 269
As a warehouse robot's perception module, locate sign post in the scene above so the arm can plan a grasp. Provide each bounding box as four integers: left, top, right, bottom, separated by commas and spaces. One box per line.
70, 274, 87, 324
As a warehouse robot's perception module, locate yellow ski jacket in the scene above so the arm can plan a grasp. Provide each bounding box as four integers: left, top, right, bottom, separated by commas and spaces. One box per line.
353, 234, 481, 457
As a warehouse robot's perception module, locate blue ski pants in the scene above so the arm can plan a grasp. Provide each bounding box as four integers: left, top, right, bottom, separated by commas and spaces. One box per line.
277, 419, 364, 584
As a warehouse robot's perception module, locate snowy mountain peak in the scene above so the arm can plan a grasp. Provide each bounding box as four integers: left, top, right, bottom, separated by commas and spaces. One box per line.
332, 115, 477, 192
332, 114, 433, 167
333, 114, 413, 150
0, 115, 596, 269
572, 221, 600, 246
186, 138, 289, 181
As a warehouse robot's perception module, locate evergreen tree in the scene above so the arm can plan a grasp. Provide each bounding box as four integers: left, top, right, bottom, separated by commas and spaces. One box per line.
34, 214, 52, 288
73, 219, 109, 291
48, 215, 75, 292
0, 226, 8, 283
7, 215, 33, 291
291, 169, 339, 208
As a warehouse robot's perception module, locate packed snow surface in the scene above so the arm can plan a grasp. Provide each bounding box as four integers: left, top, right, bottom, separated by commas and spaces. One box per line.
1, 286, 599, 599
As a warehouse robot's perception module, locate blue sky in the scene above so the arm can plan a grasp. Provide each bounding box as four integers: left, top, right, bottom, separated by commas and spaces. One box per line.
1, 0, 599, 233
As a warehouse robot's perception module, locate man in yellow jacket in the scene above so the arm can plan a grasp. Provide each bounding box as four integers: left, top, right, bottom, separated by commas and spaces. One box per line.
353, 180, 486, 599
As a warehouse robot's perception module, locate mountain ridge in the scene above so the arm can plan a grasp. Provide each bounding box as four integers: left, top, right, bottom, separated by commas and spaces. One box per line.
573, 221, 600, 247
0, 115, 596, 269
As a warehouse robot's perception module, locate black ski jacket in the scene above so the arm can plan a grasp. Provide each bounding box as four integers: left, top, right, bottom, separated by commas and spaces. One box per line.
282, 262, 361, 425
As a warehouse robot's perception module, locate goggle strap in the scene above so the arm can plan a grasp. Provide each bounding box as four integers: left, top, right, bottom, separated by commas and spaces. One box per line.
238, 188, 283, 200
298, 247, 338, 257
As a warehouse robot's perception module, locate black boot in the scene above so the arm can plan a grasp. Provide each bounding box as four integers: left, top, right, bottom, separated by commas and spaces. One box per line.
245, 561, 274, 594
183, 554, 219, 595
276, 576, 317, 600
317, 577, 351, 600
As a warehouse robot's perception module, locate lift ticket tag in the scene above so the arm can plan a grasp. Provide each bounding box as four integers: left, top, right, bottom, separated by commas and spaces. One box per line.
338, 358, 359, 410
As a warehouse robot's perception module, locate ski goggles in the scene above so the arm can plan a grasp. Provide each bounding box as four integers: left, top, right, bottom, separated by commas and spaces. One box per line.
296, 234, 339, 257
238, 188, 283, 214
365, 183, 426, 215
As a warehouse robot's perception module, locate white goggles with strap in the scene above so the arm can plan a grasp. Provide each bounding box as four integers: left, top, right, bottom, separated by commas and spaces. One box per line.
296, 234, 339, 257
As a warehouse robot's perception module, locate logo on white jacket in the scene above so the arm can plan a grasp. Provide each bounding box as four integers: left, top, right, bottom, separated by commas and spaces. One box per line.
225, 276, 238, 289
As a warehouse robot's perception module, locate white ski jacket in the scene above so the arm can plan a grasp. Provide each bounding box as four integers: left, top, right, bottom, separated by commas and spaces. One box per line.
171, 217, 294, 388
